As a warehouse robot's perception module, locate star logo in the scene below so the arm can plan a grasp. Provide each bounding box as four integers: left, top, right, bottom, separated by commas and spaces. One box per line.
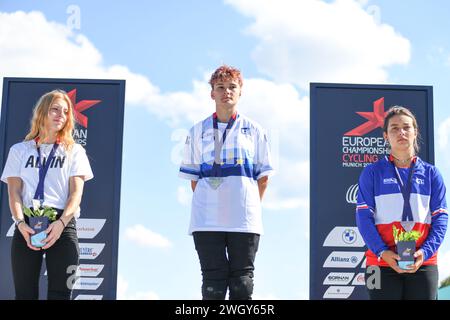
236, 158, 244, 165
67, 89, 101, 128
344, 97, 387, 136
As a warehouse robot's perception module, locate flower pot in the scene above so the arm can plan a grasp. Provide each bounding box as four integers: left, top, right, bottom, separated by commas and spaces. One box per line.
29, 216, 49, 248
396, 240, 416, 270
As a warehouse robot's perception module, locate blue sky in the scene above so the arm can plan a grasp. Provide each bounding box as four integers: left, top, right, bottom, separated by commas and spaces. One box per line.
1, 0, 450, 299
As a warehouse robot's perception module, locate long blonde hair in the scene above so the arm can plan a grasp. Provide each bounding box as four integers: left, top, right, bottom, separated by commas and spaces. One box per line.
25, 89, 75, 149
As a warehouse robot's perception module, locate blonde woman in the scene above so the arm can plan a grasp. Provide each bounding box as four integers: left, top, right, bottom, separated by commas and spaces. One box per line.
1, 89, 93, 300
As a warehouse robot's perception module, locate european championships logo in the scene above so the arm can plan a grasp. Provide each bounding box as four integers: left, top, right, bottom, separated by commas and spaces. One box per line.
341, 97, 390, 168
68, 89, 101, 146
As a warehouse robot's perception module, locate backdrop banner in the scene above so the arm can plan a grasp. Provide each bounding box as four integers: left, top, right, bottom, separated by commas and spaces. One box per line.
0, 78, 125, 300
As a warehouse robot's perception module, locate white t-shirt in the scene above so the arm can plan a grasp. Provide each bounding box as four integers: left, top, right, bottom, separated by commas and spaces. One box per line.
179, 113, 274, 235
1, 140, 94, 218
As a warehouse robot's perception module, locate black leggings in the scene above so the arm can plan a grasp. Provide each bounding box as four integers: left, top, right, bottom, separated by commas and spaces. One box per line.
193, 231, 260, 300
365, 265, 439, 300
11, 218, 79, 300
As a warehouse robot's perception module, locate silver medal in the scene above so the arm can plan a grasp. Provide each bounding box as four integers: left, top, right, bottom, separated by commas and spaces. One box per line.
206, 177, 223, 190
401, 221, 415, 232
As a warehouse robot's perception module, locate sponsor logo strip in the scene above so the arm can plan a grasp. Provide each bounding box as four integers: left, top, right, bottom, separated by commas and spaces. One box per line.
323, 251, 365, 268
323, 286, 355, 299
323, 227, 365, 247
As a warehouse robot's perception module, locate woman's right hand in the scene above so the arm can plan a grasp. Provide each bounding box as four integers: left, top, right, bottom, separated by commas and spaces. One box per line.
18, 223, 41, 251
381, 250, 405, 273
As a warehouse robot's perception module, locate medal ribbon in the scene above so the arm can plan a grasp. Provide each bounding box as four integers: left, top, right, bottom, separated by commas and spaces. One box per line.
33, 138, 59, 204
212, 112, 237, 177
389, 154, 416, 222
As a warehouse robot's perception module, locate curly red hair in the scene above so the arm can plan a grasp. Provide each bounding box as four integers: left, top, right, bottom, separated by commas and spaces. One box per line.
209, 65, 243, 89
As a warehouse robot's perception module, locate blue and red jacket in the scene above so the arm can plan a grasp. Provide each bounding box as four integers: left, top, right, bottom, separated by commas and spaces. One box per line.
356, 155, 448, 267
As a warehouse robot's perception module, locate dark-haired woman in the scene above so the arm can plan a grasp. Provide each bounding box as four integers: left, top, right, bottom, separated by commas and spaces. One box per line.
356, 106, 448, 300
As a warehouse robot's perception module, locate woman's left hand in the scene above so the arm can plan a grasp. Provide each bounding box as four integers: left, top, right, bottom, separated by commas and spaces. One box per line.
405, 249, 424, 273
42, 220, 65, 250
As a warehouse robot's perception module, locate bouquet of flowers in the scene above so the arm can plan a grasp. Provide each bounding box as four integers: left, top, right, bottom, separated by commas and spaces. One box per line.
22, 205, 57, 247
392, 225, 423, 270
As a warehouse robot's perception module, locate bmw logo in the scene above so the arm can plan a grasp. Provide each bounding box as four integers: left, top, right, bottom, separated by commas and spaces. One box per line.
342, 229, 357, 244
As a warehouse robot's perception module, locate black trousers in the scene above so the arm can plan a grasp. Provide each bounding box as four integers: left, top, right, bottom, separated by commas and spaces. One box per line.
193, 231, 260, 300
11, 217, 79, 300
365, 265, 439, 300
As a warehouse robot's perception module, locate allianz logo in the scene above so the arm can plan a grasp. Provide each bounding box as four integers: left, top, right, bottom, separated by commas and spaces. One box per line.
346, 184, 358, 204
331, 256, 350, 262
331, 256, 359, 264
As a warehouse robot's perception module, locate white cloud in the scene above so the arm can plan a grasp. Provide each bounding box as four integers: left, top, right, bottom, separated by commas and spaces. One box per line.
264, 196, 308, 211
124, 224, 172, 249
0, 10, 311, 213
177, 185, 192, 207
0, 9, 307, 143
0, 11, 154, 111
225, 0, 411, 90
263, 159, 309, 211
116, 274, 128, 299
117, 274, 159, 300
0, 11, 212, 127
144, 73, 310, 129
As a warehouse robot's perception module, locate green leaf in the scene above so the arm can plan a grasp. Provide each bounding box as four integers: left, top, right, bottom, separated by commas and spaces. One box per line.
408, 230, 422, 241
393, 226, 399, 242
44, 211, 57, 221
393, 227, 423, 243
22, 206, 33, 218
42, 206, 57, 221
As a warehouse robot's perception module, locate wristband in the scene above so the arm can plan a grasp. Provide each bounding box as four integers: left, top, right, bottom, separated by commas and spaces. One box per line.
59, 219, 66, 228
15, 219, 25, 227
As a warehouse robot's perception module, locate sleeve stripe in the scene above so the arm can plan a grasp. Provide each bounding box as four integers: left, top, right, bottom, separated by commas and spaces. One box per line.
356, 203, 374, 213
256, 169, 275, 180
178, 171, 199, 181
180, 167, 200, 175
432, 208, 448, 216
